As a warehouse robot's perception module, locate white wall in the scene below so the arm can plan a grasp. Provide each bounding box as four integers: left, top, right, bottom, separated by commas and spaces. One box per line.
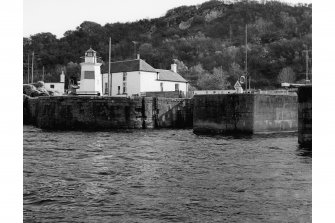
78, 63, 102, 94
102, 73, 109, 95
140, 71, 160, 92
44, 83, 64, 93
156, 81, 187, 94
102, 71, 141, 96
140, 71, 187, 95
126, 71, 141, 96
102, 71, 188, 96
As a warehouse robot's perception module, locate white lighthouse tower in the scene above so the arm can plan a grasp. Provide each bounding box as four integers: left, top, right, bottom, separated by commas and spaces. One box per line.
77, 48, 102, 95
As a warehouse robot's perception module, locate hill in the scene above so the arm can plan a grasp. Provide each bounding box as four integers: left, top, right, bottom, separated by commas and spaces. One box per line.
23, 0, 312, 90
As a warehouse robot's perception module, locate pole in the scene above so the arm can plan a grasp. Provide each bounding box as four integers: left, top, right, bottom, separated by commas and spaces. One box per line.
249, 75, 251, 90
303, 49, 311, 83
31, 51, 34, 83
108, 37, 111, 96
245, 24, 248, 90
27, 53, 30, 84
306, 50, 309, 82
42, 66, 45, 82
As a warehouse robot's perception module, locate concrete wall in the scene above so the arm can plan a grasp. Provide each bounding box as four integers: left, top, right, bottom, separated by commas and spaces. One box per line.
193, 94, 255, 134
193, 90, 237, 95
253, 94, 298, 133
23, 96, 192, 130
24, 94, 298, 133
297, 86, 312, 147
144, 91, 184, 98
153, 98, 193, 128
25, 96, 146, 130
193, 94, 298, 134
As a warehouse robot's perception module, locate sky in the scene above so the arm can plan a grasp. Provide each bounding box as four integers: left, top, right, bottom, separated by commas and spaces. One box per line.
24, 0, 312, 38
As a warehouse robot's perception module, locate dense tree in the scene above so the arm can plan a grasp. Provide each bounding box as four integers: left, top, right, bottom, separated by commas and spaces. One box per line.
277, 67, 296, 84
197, 67, 231, 90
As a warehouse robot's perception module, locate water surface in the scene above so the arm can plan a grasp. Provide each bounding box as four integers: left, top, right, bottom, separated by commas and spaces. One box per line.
24, 125, 311, 222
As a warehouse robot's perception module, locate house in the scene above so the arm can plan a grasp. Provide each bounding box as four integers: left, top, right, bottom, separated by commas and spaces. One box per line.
44, 71, 65, 94
102, 57, 188, 97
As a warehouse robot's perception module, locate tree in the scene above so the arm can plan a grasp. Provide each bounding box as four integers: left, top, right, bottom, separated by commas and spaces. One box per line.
66, 62, 80, 85
197, 67, 231, 90
188, 64, 207, 88
277, 66, 296, 84
228, 62, 244, 80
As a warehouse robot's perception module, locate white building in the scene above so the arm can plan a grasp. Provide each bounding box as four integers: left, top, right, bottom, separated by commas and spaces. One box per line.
76, 48, 103, 95
44, 71, 65, 94
102, 58, 188, 97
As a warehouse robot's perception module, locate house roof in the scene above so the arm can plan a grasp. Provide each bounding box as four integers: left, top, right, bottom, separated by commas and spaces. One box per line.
109, 59, 157, 73
156, 69, 188, 83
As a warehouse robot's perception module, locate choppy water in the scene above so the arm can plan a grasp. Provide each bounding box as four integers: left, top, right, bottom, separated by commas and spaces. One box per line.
23, 125, 311, 223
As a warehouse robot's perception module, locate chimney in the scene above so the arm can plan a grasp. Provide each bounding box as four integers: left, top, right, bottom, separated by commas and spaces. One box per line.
60, 71, 65, 83
171, 62, 177, 73
137, 54, 140, 59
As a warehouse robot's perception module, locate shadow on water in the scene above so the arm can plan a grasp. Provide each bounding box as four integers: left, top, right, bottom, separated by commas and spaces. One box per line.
296, 145, 312, 158
194, 131, 298, 141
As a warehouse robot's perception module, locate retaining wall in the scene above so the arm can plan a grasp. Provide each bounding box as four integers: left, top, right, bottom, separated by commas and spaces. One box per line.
153, 98, 193, 128
23, 96, 192, 130
297, 86, 312, 147
24, 94, 299, 133
144, 91, 184, 98
253, 94, 298, 133
193, 94, 298, 134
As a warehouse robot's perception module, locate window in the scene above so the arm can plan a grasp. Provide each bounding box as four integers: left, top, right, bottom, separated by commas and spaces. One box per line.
50, 84, 54, 89
118, 86, 121, 95
160, 82, 163, 92
123, 72, 127, 81
175, 83, 179, 91
123, 83, 127, 94
86, 52, 93, 57
84, 71, 95, 79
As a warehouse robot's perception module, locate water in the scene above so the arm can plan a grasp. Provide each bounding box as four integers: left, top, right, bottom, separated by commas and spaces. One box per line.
23, 125, 311, 222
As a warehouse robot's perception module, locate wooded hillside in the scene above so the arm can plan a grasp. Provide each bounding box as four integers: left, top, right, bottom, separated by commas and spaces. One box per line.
23, 0, 312, 90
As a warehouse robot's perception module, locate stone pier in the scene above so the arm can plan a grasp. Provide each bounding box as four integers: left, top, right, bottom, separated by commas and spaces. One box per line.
23, 96, 192, 130
297, 86, 312, 148
193, 94, 298, 134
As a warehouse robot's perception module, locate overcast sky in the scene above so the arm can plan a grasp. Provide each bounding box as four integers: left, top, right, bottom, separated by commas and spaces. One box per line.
23, 0, 312, 38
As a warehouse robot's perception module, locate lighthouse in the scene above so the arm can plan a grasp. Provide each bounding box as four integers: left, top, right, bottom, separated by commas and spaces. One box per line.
77, 48, 102, 95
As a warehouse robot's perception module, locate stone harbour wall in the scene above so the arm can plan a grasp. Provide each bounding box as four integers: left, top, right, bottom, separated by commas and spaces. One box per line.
25, 96, 146, 130
253, 94, 298, 133
24, 93, 299, 134
193, 94, 255, 134
153, 97, 193, 128
23, 96, 192, 130
297, 86, 312, 147
193, 94, 298, 134
144, 91, 184, 98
